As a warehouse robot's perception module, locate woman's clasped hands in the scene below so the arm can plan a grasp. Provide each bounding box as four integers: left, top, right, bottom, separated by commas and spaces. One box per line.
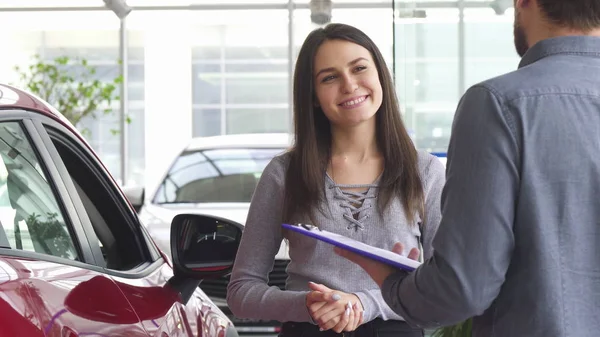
305, 282, 364, 333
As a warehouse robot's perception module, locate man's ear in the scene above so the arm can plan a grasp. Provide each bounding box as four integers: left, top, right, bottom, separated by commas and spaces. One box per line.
515, 0, 529, 8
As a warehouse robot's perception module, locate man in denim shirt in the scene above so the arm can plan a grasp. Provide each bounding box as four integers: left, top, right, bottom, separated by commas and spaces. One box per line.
338, 0, 600, 336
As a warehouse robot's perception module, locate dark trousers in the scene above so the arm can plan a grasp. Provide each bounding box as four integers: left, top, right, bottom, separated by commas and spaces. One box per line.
279, 319, 424, 337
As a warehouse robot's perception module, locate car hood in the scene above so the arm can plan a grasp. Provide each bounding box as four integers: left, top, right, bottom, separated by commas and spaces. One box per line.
141, 203, 290, 259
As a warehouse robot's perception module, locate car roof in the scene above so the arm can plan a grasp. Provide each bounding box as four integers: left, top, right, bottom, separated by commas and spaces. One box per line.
0, 83, 115, 182
185, 133, 293, 151
0, 84, 59, 116
0, 83, 80, 132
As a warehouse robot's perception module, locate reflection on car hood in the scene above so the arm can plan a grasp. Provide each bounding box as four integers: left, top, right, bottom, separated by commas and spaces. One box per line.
141, 203, 290, 260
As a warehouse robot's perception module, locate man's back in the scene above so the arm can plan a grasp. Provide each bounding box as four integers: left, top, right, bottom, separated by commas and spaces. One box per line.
471, 36, 600, 336
378, 36, 600, 337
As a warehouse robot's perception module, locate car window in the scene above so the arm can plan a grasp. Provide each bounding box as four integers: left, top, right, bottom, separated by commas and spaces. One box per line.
47, 128, 148, 270
0, 122, 78, 260
154, 148, 283, 204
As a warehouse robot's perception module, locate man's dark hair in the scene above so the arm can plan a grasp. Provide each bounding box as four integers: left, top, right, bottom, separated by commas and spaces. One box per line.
537, 0, 600, 31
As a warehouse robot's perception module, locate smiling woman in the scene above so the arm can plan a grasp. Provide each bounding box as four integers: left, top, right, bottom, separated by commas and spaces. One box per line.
226, 23, 446, 337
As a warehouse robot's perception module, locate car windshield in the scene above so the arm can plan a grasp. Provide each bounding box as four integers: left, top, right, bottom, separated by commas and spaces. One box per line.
154, 148, 284, 204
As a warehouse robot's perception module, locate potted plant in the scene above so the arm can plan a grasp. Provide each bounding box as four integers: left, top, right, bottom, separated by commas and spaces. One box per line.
431, 319, 472, 337
13, 54, 127, 136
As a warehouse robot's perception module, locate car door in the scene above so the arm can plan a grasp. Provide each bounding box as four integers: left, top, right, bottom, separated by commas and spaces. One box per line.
0, 111, 148, 337
34, 116, 232, 337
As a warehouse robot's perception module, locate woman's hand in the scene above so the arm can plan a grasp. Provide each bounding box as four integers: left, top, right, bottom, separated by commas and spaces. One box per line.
305, 283, 364, 333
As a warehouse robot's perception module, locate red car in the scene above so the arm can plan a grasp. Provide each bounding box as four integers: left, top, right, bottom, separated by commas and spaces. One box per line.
0, 83, 243, 337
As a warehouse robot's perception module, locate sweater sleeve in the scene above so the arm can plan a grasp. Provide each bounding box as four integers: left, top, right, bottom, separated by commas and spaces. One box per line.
422, 154, 446, 260
226, 155, 313, 323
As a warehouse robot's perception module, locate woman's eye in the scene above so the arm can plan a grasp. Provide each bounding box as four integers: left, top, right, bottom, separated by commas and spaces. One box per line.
355, 66, 367, 72
322, 75, 335, 82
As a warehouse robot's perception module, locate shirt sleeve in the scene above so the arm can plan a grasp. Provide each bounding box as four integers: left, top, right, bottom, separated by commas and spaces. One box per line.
421, 155, 446, 260
355, 155, 446, 323
226, 156, 314, 323
381, 85, 519, 328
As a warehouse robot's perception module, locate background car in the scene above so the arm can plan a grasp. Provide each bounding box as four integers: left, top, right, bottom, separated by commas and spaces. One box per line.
0, 83, 241, 337
126, 133, 292, 336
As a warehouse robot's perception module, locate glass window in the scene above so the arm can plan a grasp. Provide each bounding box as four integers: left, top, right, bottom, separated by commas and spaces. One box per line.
193, 71, 221, 105
465, 8, 520, 88
394, 4, 518, 154
395, 8, 460, 153
48, 128, 148, 270
226, 76, 288, 104
193, 108, 221, 137
293, 8, 394, 65
227, 108, 289, 134
190, 9, 290, 137
0, 122, 78, 260
154, 148, 285, 204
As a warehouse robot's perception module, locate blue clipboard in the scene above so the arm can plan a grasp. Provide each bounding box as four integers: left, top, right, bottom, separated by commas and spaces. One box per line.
282, 223, 421, 272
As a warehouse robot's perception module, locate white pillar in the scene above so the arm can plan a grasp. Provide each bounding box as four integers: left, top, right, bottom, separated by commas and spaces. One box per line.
143, 14, 193, 194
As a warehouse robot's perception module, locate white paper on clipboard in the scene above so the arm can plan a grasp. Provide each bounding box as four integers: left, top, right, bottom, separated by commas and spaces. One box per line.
282, 223, 421, 272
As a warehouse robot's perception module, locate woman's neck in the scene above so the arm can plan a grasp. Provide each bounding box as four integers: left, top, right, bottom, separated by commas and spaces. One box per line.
330, 122, 379, 162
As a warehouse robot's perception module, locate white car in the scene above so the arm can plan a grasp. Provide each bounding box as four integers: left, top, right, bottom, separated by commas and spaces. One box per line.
125, 133, 292, 335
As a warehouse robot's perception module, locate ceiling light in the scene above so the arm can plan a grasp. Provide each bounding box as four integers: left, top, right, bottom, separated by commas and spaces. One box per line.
102, 0, 132, 19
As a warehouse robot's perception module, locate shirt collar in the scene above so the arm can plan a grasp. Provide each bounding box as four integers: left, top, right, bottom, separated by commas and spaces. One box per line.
519, 36, 600, 68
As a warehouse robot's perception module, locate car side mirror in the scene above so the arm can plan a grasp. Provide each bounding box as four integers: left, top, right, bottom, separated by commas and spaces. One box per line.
122, 185, 144, 213
170, 213, 243, 280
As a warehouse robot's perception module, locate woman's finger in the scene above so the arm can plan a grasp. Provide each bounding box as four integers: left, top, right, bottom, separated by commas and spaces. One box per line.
332, 301, 352, 333
338, 302, 355, 333
312, 299, 343, 321
306, 291, 328, 304
408, 247, 420, 261
308, 300, 327, 315
317, 308, 343, 331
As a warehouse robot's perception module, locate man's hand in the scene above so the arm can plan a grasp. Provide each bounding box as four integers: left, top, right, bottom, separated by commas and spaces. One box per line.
335, 243, 420, 287
305, 283, 363, 333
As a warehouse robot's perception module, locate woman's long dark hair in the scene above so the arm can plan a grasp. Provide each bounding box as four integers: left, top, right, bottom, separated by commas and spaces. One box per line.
283, 23, 424, 226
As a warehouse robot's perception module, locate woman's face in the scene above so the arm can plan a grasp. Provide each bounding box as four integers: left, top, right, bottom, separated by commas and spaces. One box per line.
313, 39, 383, 128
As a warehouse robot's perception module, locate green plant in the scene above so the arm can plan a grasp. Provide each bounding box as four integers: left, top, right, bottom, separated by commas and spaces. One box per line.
431, 319, 472, 337
13, 54, 128, 136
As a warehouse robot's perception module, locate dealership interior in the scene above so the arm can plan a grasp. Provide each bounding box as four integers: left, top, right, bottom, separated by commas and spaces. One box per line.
1, 0, 518, 190
0, 0, 519, 336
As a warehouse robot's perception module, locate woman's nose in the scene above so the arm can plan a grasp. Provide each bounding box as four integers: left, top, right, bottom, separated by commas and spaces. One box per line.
342, 76, 359, 93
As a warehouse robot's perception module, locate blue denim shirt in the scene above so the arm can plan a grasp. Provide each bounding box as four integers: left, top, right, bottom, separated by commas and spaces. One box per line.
382, 36, 600, 337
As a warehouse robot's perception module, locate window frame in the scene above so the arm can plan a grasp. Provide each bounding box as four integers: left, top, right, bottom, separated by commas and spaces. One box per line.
31, 117, 163, 274
0, 110, 96, 266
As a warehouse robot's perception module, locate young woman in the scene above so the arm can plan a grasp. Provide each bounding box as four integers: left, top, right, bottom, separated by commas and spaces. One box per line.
227, 23, 445, 337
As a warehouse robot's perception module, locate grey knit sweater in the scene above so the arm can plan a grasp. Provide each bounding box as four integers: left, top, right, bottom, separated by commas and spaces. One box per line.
226, 150, 445, 324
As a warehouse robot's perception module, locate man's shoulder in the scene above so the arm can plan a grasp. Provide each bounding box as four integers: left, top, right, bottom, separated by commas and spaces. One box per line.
469, 67, 531, 102
471, 57, 596, 103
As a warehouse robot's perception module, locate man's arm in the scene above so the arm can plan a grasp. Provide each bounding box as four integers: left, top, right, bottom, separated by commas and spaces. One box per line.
382, 85, 520, 328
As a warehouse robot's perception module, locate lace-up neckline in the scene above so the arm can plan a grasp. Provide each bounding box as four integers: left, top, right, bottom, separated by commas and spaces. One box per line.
326, 173, 379, 231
